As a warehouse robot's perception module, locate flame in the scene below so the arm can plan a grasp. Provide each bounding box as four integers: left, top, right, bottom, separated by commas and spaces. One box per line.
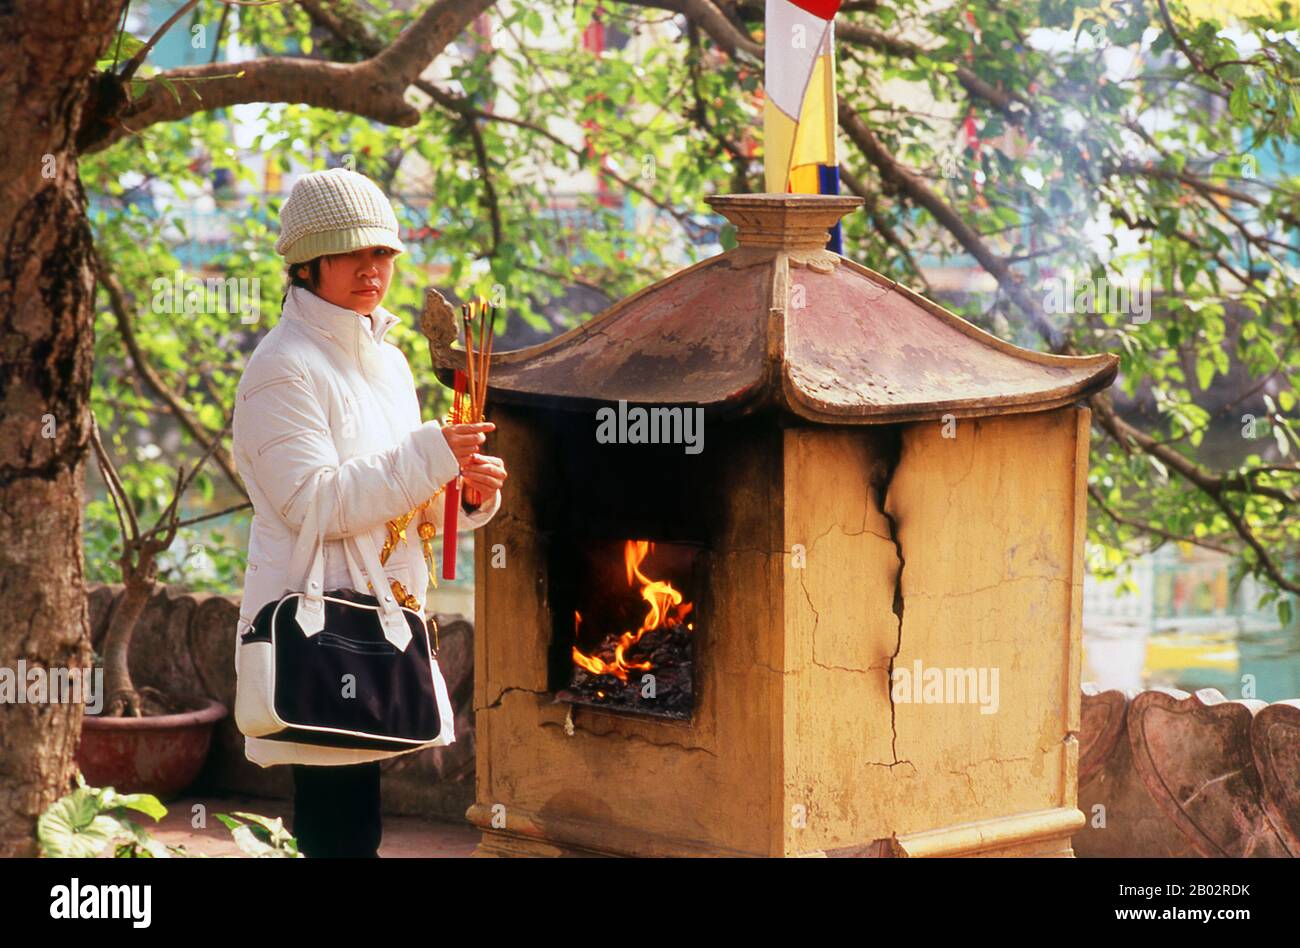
571, 540, 693, 683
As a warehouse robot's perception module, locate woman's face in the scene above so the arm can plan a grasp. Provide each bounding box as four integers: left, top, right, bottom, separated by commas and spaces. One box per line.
300, 246, 397, 315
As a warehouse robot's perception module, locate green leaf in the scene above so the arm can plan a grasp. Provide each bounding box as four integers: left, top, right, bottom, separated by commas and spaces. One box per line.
1196, 357, 1215, 390
97, 32, 147, 73
215, 811, 301, 857
38, 791, 126, 858
121, 818, 173, 858
230, 810, 288, 838
1230, 84, 1250, 119
229, 823, 276, 855
102, 789, 168, 822
156, 76, 183, 106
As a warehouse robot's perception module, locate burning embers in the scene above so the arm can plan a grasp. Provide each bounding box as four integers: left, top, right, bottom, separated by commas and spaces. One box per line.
560, 540, 696, 719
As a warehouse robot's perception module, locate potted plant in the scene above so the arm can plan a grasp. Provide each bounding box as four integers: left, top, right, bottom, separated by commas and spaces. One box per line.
77, 414, 230, 800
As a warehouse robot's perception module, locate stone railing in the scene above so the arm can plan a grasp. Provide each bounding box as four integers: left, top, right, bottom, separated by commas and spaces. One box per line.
85, 583, 477, 822
1075, 683, 1300, 857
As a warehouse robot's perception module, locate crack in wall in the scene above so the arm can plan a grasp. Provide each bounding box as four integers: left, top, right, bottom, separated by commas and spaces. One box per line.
795, 569, 903, 678
871, 428, 907, 767
867, 758, 916, 773
477, 687, 718, 757
476, 684, 551, 712
949, 768, 979, 807
540, 719, 719, 757
797, 566, 820, 679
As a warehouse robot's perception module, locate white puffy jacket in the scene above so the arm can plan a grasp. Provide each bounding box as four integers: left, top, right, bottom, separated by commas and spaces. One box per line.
231, 285, 499, 768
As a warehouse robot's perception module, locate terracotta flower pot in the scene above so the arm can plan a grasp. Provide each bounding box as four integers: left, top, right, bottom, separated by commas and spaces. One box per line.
77, 696, 228, 801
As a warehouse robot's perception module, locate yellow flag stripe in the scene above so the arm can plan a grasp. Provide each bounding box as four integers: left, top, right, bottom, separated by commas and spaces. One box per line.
789, 51, 837, 187
788, 164, 822, 194
764, 99, 800, 193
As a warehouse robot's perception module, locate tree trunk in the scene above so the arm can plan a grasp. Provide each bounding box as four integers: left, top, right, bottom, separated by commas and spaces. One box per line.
102, 574, 154, 717
0, 1, 127, 856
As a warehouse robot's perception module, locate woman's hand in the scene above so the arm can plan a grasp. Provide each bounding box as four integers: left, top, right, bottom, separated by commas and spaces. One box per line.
460, 453, 507, 499
441, 421, 495, 467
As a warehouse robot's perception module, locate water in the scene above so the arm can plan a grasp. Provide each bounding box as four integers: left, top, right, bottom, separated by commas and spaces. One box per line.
1083, 545, 1300, 701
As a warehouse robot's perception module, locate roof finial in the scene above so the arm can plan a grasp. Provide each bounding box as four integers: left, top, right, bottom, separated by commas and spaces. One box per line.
705, 193, 863, 251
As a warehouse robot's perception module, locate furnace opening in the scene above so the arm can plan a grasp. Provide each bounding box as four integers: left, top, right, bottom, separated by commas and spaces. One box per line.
552, 537, 701, 720
539, 408, 721, 722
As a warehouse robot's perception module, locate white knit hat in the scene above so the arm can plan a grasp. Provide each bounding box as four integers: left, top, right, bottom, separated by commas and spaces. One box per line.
275, 168, 406, 265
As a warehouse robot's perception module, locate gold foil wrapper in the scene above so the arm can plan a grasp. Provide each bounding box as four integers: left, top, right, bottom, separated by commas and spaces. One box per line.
365, 482, 449, 631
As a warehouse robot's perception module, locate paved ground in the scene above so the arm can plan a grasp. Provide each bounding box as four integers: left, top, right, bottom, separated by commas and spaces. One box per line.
151, 794, 481, 857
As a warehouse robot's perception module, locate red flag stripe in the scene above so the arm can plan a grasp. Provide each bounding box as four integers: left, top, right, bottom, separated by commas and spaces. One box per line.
787, 0, 842, 20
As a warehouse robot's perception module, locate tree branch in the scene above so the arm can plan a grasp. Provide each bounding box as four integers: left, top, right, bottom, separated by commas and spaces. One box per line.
685, 20, 756, 191
1090, 390, 1298, 506
302, 0, 708, 238
836, 98, 1063, 347
82, 0, 498, 153
464, 111, 504, 255
635, 0, 762, 63
1088, 484, 1232, 555
119, 0, 201, 82
1156, 0, 1230, 92
92, 246, 248, 499
839, 165, 930, 292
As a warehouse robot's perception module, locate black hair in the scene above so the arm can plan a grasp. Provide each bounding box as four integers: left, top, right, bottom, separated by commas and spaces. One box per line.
281, 257, 324, 307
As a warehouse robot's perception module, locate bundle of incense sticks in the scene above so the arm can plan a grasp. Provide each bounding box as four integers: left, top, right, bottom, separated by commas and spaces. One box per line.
442, 297, 496, 580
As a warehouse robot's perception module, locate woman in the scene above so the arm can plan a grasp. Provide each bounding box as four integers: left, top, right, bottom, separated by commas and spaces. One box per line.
231, 167, 507, 857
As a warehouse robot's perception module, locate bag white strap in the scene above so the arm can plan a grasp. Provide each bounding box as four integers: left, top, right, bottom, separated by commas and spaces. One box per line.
285, 475, 329, 637
351, 527, 414, 651
281, 471, 413, 651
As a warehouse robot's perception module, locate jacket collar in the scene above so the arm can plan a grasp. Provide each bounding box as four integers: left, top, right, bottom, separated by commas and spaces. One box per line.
283, 285, 400, 352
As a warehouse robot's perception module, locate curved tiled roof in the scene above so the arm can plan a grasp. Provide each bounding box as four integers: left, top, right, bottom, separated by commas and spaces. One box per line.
425, 194, 1117, 423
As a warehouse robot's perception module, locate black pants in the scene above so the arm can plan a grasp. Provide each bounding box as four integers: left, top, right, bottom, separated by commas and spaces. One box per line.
290, 761, 383, 858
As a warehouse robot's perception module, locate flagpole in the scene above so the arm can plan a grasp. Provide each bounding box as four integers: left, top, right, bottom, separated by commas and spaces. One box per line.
822, 19, 843, 255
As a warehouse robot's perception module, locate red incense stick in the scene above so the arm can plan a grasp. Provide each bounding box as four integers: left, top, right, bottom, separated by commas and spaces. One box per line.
443, 367, 470, 580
